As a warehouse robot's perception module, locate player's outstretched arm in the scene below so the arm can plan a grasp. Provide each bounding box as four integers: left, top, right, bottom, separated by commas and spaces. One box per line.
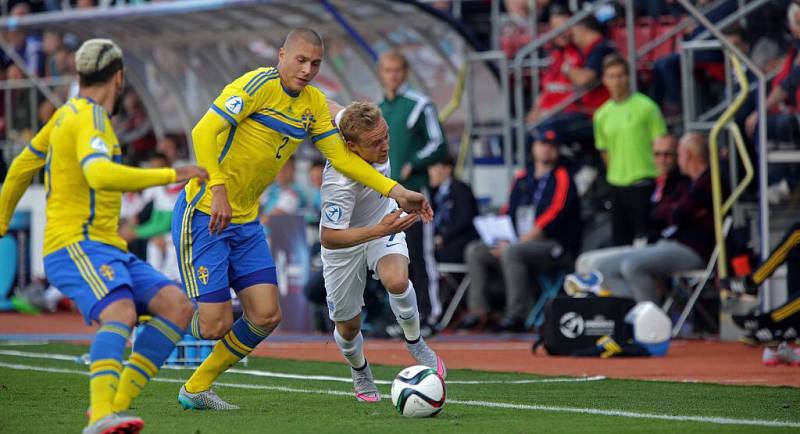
83, 159, 208, 191
320, 209, 417, 250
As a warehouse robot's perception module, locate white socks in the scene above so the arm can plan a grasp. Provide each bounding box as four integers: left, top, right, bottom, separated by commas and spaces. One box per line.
334, 328, 366, 369
389, 282, 421, 342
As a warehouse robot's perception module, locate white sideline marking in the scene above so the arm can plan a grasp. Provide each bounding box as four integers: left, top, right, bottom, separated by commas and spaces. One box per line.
0, 350, 605, 385
0, 361, 798, 428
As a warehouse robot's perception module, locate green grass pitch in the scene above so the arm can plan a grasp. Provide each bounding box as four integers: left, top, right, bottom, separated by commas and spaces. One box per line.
0, 343, 798, 433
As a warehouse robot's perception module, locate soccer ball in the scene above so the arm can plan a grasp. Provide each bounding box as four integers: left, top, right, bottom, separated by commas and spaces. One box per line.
390, 365, 446, 417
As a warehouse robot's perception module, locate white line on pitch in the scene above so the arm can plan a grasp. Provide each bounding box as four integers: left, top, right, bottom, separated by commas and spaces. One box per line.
0, 361, 797, 429
0, 350, 605, 385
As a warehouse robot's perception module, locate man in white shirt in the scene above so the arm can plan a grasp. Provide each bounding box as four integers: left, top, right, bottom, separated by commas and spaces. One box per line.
320, 101, 446, 402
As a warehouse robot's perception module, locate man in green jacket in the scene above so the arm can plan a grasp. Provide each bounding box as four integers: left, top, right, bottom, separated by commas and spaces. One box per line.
378, 50, 446, 332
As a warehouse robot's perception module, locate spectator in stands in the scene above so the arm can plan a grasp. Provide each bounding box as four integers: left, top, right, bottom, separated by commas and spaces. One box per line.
572, 134, 690, 297
594, 54, 666, 247
378, 49, 447, 328
155, 135, 190, 168
533, 14, 614, 148
744, 3, 800, 146
595, 132, 714, 303
260, 156, 306, 227
1, 3, 44, 76
42, 31, 63, 78
425, 153, 479, 264
525, 5, 581, 125
650, 0, 738, 115
114, 89, 156, 163
6, 64, 36, 137
459, 131, 581, 332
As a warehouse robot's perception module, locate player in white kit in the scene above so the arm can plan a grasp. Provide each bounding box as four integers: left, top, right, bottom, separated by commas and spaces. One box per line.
320, 101, 446, 402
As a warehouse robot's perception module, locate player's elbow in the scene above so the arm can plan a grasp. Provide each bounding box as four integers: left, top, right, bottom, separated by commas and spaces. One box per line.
320, 229, 342, 250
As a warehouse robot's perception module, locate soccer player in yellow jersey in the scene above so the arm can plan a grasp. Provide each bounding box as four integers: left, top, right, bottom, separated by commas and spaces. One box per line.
0, 39, 208, 434
175, 27, 432, 410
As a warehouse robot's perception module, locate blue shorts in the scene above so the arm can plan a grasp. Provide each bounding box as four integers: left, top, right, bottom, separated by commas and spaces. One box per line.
44, 241, 176, 324
172, 190, 277, 302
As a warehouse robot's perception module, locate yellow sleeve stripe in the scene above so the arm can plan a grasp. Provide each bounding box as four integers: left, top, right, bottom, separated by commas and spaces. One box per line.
66, 244, 108, 300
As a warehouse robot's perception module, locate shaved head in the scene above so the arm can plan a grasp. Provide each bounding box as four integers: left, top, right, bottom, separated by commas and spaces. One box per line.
283, 27, 324, 51
680, 132, 708, 163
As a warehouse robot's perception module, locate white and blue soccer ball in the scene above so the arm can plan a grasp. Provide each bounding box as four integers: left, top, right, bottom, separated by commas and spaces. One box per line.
390, 365, 446, 418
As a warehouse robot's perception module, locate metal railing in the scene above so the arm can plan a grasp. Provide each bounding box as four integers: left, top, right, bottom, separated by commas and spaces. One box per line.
675, 0, 772, 309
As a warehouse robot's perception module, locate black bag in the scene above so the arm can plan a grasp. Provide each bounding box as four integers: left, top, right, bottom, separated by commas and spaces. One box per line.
533, 296, 636, 355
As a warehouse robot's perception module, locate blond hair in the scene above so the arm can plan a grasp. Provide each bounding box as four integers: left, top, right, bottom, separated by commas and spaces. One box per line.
338, 101, 383, 144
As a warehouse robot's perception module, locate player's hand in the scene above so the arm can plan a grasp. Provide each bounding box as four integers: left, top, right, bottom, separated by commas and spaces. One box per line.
388, 185, 434, 223
491, 240, 510, 258
175, 166, 209, 183
209, 185, 232, 236
377, 209, 418, 237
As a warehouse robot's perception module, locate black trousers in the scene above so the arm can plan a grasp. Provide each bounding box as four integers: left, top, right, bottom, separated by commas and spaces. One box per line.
609, 181, 655, 247
406, 221, 431, 320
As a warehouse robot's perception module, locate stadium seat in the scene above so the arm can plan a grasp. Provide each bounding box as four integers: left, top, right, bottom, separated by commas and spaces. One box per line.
664, 217, 733, 337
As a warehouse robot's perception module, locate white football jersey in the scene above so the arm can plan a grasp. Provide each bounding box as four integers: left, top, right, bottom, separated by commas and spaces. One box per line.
320, 160, 398, 230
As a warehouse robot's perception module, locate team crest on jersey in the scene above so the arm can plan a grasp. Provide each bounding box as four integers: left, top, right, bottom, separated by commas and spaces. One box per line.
324, 204, 343, 223
301, 109, 315, 131
90, 136, 109, 154
197, 266, 209, 285
225, 96, 243, 115
99, 264, 115, 281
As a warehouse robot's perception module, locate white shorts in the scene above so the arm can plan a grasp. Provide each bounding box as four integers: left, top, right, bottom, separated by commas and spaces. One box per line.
321, 231, 409, 322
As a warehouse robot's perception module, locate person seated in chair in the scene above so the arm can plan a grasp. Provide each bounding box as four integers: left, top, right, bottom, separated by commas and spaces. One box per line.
459, 131, 581, 332
574, 132, 718, 303
571, 134, 690, 297
425, 153, 479, 264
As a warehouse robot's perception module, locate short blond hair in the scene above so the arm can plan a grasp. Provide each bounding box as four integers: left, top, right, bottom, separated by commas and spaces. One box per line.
339, 101, 383, 144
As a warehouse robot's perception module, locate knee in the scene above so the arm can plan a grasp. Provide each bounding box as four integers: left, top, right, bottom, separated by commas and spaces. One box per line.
112, 308, 138, 329
249, 306, 282, 332
155, 286, 194, 328
383, 276, 409, 294
336, 323, 359, 341
199, 316, 233, 340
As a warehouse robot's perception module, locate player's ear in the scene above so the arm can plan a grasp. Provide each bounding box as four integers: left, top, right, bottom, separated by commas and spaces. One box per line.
345, 139, 358, 154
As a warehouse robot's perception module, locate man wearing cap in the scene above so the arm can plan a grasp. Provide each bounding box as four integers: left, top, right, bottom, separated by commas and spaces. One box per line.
0, 38, 209, 434
459, 133, 581, 332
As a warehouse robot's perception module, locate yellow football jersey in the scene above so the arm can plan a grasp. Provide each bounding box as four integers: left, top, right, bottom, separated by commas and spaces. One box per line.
0, 97, 175, 256
186, 66, 396, 223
